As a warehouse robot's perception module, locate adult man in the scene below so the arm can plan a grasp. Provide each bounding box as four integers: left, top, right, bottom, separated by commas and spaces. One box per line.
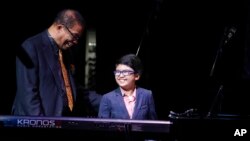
13, 9, 85, 116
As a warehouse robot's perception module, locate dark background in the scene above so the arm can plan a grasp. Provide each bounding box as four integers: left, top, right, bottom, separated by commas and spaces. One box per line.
1, 0, 250, 120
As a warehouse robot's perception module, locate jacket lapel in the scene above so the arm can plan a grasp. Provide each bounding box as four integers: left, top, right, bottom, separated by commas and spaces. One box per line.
132, 87, 141, 119
41, 32, 63, 95
115, 88, 130, 119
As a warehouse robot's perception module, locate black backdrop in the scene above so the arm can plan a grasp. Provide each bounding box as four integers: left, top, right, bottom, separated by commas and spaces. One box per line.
1, 0, 250, 119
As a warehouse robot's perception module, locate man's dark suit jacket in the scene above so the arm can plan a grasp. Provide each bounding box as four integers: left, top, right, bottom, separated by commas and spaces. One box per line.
98, 87, 157, 120
12, 30, 76, 116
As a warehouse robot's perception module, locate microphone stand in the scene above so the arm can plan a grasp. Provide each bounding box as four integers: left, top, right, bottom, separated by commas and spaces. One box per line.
206, 85, 224, 117
206, 27, 230, 118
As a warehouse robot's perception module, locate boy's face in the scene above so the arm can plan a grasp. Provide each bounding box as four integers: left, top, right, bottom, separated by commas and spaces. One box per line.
114, 64, 140, 90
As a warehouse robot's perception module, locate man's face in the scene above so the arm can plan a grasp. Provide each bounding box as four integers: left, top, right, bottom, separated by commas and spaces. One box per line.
61, 23, 83, 50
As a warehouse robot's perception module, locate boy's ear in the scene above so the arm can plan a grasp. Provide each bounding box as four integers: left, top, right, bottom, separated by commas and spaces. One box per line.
135, 74, 140, 80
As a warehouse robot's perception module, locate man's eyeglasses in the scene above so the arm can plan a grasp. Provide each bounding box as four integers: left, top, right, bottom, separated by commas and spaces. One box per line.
62, 24, 80, 41
114, 70, 135, 76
